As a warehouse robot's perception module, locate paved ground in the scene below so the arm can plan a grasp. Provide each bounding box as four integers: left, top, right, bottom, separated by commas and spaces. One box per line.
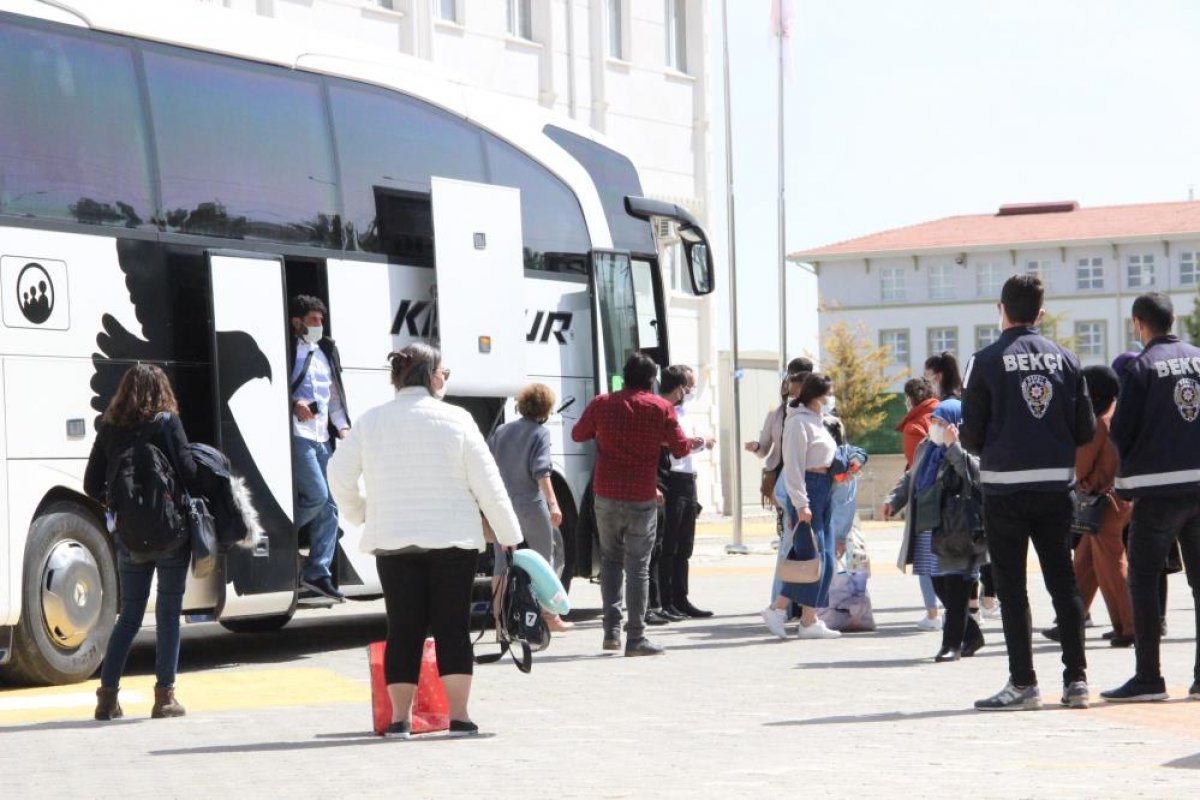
2, 522, 1200, 799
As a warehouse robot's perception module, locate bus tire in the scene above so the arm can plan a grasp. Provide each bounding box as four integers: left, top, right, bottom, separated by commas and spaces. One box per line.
555, 487, 578, 595
219, 614, 294, 634
0, 503, 117, 686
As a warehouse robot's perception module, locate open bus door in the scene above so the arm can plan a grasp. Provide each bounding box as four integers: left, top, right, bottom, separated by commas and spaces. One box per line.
590, 251, 666, 393
206, 252, 297, 624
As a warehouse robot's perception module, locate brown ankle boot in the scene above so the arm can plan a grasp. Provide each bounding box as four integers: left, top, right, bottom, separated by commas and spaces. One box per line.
94, 687, 123, 721
151, 687, 186, 719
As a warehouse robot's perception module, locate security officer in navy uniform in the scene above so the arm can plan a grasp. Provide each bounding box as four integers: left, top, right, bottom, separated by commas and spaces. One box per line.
1102, 292, 1200, 703
961, 274, 1096, 711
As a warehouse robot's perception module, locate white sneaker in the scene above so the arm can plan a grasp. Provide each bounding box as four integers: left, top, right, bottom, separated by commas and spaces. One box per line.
761, 606, 789, 639
797, 619, 841, 639
982, 604, 1002, 621
917, 615, 943, 631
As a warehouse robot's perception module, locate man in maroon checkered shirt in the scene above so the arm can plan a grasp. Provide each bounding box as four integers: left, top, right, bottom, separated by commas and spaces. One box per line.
572, 352, 702, 656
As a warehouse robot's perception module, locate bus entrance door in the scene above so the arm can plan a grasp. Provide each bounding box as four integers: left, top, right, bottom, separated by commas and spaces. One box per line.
207, 252, 297, 621
590, 251, 654, 394
429, 177, 526, 399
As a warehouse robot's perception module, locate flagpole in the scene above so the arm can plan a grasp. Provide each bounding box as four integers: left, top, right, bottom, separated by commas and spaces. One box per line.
777, 3, 787, 377
721, 0, 747, 554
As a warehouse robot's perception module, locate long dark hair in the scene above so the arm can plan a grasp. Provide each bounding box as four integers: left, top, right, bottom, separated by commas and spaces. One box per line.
102, 364, 180, 428
925, 351, 962, 399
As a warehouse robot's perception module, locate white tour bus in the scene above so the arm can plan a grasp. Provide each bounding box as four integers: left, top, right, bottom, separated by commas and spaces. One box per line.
0, 1, 715, 684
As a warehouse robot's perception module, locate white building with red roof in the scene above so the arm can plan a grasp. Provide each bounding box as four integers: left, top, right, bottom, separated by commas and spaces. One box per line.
791, 200, 1200, 391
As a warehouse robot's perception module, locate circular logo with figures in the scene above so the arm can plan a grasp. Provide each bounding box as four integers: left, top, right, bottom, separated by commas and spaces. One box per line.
17, 262, 54, 325
1021, 374, 1054, 419
1175, 378, 1200, 422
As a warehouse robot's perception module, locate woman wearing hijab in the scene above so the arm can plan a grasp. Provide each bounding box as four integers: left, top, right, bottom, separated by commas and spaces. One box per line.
885, 399, 987, 661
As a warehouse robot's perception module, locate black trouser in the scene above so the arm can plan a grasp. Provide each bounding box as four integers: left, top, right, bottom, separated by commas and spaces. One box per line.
983, 490, 1086, 687
649, 504, 665, 610
377, 548, 477, 684
659, 472, 699, 608
932, 575, 983, 651
1127, 493, 1200, 683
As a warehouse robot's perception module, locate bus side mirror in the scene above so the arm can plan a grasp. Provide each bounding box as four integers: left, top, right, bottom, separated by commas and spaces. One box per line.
681, 228, 714, 295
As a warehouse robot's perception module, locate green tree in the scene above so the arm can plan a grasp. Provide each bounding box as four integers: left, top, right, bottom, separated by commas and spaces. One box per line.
1183, 286, 1200, 343
823, 321, 902, 442
1040, 310, 1077, 352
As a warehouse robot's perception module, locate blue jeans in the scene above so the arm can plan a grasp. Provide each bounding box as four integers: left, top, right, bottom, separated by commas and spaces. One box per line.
919, 574, 938, 610
781, 472, 835, 608
292, 436, 339, 582
100, 545, 190, 689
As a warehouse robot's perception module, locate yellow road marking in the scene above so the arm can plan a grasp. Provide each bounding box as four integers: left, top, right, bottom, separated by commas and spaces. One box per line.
0, 668, 368, 727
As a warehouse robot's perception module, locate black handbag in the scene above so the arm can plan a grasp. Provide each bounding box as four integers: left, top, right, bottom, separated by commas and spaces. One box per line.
1070, 491, 1105, 536
161, 415, 219, 579
933, 463, 987, 560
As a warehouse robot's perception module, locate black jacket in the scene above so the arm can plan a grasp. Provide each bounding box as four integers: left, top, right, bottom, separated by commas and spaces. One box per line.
288, 335, 351, 441
960, 326, 1095, 495
1111, 335, 1200, 498
84, 414, 205, 504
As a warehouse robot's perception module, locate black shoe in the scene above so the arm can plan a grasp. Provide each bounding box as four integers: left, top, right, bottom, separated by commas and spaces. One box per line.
383, 720, 411, 740
1109, 635, 1135, 648
1189, 681, 1200, 700
677, 601, 714, 619
602, 637, 621, 651
1100, 676, 1169, 703
1041, 626, 1061, 642
644, 609, 671, 626
660, 606, 688, 622
448, 719, 479, 737
1102, 629, 1116, 641
301, 576, 346, 602
962, 634, 986, 658
934, 647, 961, 662
625, 638, 665, 657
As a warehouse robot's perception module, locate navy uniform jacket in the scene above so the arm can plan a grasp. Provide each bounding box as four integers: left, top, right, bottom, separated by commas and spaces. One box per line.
960, 326, 1095, 495
1111, 335, 1200, 498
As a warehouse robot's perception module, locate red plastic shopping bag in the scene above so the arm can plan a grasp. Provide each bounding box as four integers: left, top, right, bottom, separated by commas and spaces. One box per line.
369, 638, 449, 736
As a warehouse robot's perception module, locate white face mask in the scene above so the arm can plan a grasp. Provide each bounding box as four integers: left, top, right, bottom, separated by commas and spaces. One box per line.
303, 324, 323, 345
821, 395, 836, 413
928, 425, 946, 447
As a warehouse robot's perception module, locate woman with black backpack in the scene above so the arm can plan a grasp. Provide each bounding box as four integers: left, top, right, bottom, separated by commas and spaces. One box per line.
84, 364, 201, 721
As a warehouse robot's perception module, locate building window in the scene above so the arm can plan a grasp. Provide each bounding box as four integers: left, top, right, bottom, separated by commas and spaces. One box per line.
975, 325, 1001, 350
1076, 256, 1104, 290
435, 0, 458, 23
976, 261, 1005, 297
1025, 258, 1050, 283
1181, 251, 1198, 286
608, 0, 624, 59
880, 329, 910, 368
665, 0, 687, 72
508, 0, 533, 40
880, 265, 906, 302
1075, 321, 1107, 360
1127, 253, 1155, 288
928, 263, 954, 300
928, 326, 958, 356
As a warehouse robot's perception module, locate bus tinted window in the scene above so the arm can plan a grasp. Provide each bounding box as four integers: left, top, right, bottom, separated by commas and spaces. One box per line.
329, 82, 486, 257
543, 125, 654, 255
483, 136, 590, 274
143, 50, 339, 247
0, 22, 153, 228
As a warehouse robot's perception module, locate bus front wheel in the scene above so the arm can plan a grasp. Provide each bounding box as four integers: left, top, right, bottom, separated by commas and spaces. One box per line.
0, 503, 117, 686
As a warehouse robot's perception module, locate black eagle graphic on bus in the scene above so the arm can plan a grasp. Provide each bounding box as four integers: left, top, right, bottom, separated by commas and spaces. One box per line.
89, 241, 291, 593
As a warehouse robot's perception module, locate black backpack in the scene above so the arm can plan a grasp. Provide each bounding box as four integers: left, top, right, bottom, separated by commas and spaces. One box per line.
476, 555, 549, 673
106, 416, 189, 560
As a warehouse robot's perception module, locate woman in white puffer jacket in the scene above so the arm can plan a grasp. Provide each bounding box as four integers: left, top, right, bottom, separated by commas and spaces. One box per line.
327, 342, 522, 740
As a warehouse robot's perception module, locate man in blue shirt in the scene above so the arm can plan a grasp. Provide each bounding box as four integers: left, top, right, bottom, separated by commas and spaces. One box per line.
289, 295, 351, 601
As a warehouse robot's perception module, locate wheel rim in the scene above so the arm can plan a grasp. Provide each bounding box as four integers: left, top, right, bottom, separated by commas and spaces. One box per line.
39, 539, 103, 650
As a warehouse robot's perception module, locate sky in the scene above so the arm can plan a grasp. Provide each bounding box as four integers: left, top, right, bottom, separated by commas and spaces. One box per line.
709, 0, 1200, 356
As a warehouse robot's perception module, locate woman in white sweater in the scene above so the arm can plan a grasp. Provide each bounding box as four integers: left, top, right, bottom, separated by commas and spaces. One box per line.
327, 343, 523, 739
760, 373, 840, 640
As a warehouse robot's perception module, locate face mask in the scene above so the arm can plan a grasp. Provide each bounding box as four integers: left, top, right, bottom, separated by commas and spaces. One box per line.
929, 425, 946, 446
303, 324, 323, 345
821, 395, 836, 413
683, 388, 694, 404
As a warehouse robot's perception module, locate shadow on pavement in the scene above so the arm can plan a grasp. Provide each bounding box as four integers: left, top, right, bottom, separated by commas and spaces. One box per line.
1164, 753, 1200, 770
0, 718, 147, 734
150, 732, 497, 755
765, 708, 982, 726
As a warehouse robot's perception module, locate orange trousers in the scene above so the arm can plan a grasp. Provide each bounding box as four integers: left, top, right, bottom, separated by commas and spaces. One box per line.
1074, 517, 1134, 638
